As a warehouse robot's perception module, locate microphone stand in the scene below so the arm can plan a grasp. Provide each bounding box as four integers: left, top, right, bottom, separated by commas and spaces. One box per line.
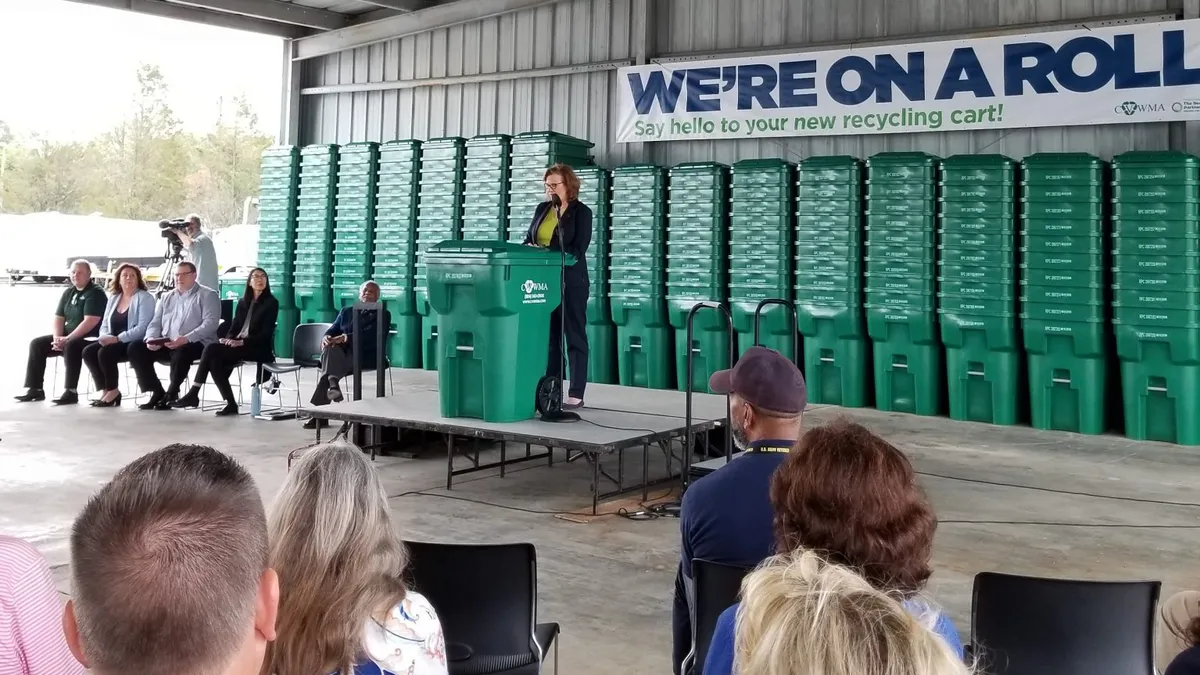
540, 197, 581, 423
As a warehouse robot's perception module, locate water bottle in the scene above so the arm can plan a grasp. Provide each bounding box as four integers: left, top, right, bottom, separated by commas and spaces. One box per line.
250, 383, 262, 417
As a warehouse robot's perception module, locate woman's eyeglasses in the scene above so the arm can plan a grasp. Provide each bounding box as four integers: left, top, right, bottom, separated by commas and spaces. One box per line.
545, 182, 563, 189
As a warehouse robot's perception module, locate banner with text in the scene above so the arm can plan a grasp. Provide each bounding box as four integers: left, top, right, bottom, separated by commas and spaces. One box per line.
617, 19, 1200, 142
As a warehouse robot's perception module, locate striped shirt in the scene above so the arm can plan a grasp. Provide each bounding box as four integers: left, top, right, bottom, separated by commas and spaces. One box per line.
0, 536, 85, 675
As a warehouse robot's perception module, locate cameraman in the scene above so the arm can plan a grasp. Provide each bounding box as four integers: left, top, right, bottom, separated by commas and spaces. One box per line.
175, 214, 219, 292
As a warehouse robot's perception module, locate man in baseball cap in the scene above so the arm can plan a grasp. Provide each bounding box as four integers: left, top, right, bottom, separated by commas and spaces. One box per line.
672, 346, 806, 674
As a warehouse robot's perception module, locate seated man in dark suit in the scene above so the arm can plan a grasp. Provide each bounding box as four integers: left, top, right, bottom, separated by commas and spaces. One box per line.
304, 281, 391, 429
671, 346, 807, 675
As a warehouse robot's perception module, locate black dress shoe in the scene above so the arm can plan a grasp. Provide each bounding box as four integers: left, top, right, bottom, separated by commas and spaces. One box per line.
302, 418, 329, 430
91, 393, 122, 408
215, 402, 238, 417
172, 391, 201, 409
52, 391, 79, 406
138, 393, 164, 411
154, 394, 177, 411
14, 389, 45, 402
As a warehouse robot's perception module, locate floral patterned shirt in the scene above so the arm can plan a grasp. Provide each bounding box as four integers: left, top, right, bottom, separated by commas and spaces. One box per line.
349, 592, 448, 675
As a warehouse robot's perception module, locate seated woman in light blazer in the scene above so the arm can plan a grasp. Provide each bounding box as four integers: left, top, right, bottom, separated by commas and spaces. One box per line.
82, 263, 156, 407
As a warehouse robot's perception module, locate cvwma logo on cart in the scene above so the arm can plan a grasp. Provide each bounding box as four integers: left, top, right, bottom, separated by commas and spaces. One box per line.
521, 279, 548, 305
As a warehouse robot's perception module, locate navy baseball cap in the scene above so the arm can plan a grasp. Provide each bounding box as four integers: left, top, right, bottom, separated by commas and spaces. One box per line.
708, 346, 807, 415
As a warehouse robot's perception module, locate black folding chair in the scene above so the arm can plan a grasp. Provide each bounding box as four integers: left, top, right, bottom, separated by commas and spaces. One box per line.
686, 559, 755, 675
259, 323, 329, 418
971, 571, 1159, 675
405, 541, 559, 675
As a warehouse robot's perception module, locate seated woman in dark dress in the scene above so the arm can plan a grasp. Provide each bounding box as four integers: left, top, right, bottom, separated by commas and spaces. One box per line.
173, 267, 278, 416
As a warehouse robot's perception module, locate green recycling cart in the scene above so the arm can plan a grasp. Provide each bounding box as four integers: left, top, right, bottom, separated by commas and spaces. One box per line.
425, 240, 568, 423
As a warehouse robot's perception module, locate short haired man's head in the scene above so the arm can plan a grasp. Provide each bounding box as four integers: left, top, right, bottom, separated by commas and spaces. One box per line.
65, 444, 278, 675
175, 261, 198, 292
708, 346, 806, 449
70, 259, 92, 289
359, 280, 380, 303
186, 213, 202, 233
771, 419, 937, 595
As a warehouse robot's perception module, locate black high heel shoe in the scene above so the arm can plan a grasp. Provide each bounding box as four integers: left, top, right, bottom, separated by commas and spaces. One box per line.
91, 393, 122, 408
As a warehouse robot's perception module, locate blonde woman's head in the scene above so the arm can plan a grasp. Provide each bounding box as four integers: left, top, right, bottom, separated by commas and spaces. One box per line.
262, 442, 408, 675
734, 550, 972, 675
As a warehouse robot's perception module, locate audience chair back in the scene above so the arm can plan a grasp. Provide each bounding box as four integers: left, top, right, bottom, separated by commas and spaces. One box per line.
971, 571, 1159, 675
292, 323, 331, 367
689, 559, 754, 675
405, 541, 559, 675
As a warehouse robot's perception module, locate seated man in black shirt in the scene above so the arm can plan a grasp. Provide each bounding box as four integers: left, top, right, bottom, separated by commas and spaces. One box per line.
304, 281, 391, 430
15, 260, 107, 405
671, 346, 806, 675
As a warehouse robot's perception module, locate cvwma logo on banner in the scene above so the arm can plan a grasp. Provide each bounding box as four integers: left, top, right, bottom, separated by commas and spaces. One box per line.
1115, 101, 1167, 116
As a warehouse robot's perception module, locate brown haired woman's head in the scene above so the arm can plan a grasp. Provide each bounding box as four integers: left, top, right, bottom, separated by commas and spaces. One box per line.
263, 442, 408, 675
770, 419, 936, 595
107, 263, 147, 296
544, 164, 580, 203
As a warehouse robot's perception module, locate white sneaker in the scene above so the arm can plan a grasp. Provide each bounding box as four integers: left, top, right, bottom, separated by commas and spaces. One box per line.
563, 396, 584, 410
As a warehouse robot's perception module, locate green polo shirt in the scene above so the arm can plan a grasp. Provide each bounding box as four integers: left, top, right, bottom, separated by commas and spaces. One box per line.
56, 281, 106, 335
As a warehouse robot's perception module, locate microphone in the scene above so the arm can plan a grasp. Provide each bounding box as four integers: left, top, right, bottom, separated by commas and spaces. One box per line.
538, 193, 580, 423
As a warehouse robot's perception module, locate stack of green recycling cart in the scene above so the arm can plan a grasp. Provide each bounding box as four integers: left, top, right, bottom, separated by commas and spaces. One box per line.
576, 166, 616, 384
373, 139, 422, 368
461, 135, 511, 240
794, 156, 869, 407
938, 155, 1021, 425
1020, 153, 1109, 435
1111, 151, 1200, 445
666, 163, 729, 393
506, 132, 594, 243
414, 137, 465, 370
294, 144, 339, 323
729, 159, 796, 361
257, 146, 300, 357
331, 142, 379, 309
610, 164, 672, 389
865, 152, 941, 416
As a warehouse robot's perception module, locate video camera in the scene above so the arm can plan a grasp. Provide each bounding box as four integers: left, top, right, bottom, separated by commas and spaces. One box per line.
158, 218, 189, 261
159, 217, 189, 239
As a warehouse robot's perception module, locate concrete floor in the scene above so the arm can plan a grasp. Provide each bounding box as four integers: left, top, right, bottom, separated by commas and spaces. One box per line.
3, 283, 1200, 675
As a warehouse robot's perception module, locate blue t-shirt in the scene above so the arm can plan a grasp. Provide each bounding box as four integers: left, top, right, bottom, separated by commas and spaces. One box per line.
1167, 645, 1200, 675
680, 442, 793, 577
673, 441, 792, 673
701, 599, 964, 675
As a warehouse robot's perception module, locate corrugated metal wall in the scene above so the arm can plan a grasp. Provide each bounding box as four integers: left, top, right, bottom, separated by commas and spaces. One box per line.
298, 0, 1185, 165
300, 0, 645, 164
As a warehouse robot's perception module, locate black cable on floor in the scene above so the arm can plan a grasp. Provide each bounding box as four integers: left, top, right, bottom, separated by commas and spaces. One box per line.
916, 470, 1200, 509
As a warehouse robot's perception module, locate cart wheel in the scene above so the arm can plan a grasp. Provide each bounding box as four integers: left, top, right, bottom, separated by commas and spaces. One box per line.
535, 375, 562, 415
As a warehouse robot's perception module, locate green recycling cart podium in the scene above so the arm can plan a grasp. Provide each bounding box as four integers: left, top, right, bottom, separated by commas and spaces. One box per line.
426, 240, 570, 422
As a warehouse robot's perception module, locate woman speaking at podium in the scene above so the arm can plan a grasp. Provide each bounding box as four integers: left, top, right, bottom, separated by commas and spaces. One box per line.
523, 164, 593, 410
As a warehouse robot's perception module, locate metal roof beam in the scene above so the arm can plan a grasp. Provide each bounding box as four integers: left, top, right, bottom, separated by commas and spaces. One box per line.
293, 0, 568, 60
356, 0, 427, 11
167, 0, 350, 30
59, 0, 307, 37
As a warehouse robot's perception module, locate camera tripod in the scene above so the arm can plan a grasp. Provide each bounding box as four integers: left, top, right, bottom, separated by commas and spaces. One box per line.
156, 242, 185, 298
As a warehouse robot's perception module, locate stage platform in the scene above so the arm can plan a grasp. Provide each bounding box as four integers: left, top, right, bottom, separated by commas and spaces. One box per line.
301, 369, 742, 512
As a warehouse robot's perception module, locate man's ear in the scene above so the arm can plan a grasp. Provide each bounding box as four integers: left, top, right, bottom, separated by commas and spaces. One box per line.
256, 568, 280, 642
63, 600, 91, 668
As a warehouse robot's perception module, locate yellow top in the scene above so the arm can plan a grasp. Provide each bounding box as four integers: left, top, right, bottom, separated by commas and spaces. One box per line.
535, 207, 559, 247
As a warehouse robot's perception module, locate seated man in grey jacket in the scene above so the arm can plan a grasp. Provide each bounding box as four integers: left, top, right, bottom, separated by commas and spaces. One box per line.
128, 262, 221, 411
